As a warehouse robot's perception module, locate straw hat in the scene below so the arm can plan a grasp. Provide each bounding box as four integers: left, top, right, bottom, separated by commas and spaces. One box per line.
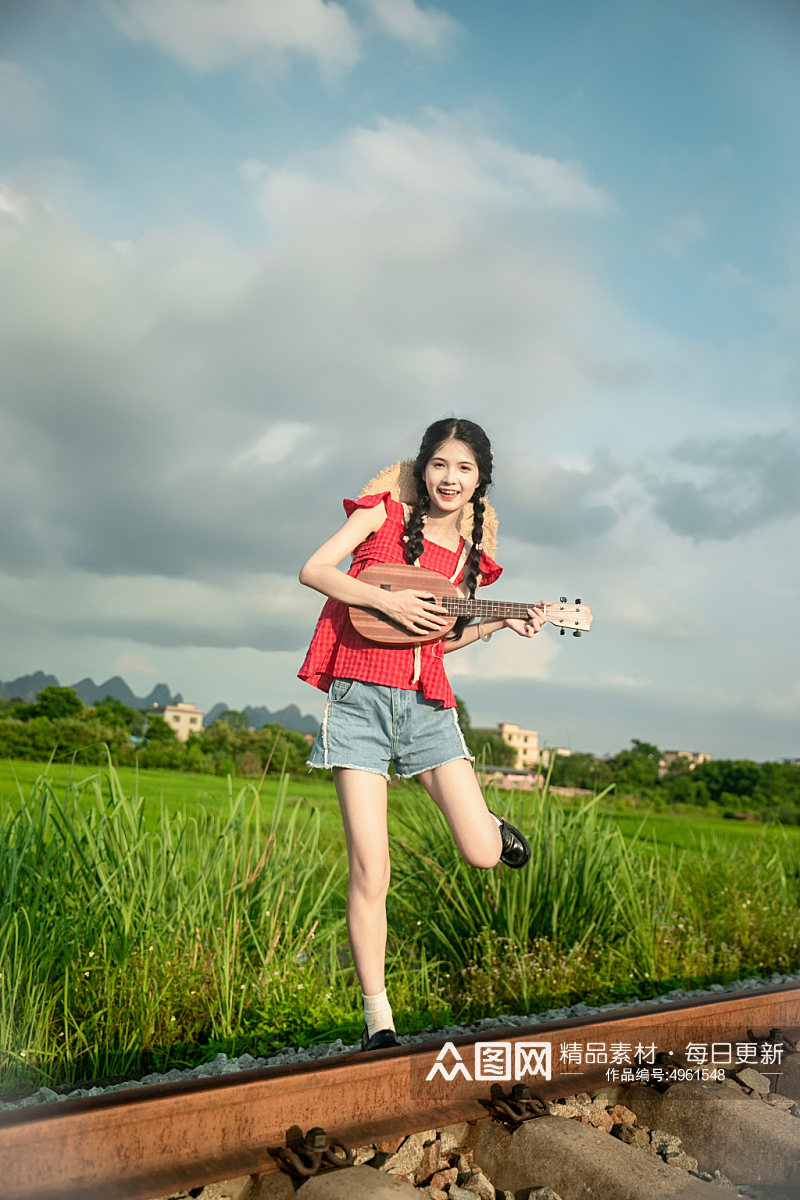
358, 459, 498, 557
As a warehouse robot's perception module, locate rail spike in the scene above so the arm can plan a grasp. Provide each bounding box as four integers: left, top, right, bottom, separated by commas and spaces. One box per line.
646, 1050, 690, 1093
478, 1082, 548, 1128
269, 1124, 354, 1177
748, 1026, 797, 1054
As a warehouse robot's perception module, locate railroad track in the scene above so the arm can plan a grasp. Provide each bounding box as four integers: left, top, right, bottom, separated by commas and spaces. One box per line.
1, 983, 798, 1200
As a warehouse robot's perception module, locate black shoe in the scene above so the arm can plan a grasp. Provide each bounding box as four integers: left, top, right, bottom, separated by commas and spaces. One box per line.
361, 1024, 399, 1051
489, 809, 531, 869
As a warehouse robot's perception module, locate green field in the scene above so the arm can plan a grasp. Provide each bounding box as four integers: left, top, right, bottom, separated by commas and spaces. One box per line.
1, 759, 798, 1098
0, 758, 306, 813
0, 759, 346, 841
2, 758, 797, 851
602, 807, 800, 851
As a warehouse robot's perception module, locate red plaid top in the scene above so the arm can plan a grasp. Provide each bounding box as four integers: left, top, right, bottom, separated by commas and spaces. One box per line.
298, 492, 502, 708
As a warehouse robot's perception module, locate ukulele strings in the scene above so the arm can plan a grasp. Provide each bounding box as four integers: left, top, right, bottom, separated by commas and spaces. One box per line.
440, 600, 556, 617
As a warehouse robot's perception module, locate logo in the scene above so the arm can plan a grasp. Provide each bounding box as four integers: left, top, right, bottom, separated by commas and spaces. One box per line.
425, 1040, 552, 1083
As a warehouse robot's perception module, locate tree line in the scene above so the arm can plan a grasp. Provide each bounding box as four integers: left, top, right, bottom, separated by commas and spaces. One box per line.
0, 685, 516, 779
0, 687, 311, 777
0, 689, 796, 820
549, 738, 800, 823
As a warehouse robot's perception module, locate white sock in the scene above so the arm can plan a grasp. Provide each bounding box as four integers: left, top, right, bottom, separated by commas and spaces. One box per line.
363, 987, 395, 1037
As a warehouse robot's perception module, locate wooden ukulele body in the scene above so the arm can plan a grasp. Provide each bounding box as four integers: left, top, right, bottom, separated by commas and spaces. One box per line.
348, 563, 459, 646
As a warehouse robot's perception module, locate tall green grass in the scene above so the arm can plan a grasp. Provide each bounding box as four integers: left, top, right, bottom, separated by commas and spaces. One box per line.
391, 785, 638, 951
389, 780, 800, 1011
2, 762, 799, 1096
0, 759, 346, 1092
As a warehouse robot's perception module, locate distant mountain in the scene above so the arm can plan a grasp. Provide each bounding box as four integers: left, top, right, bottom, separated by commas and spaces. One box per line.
70, 675, 141, 707
0, 671, 61, 703
204, 702, 318, 735
71, 676, 183, 709
0, 672, 319, 735
142, 683, 182, 709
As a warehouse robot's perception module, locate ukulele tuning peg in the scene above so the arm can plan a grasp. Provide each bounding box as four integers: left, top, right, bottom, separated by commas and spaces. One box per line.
560, 595, 567, 603
560, 627, 566, 635
573, 630, 582, 637
575, 598, 581, 605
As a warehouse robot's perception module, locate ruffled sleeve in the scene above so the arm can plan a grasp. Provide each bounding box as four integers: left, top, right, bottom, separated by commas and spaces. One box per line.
477, 549, 502, 588
343, 491, 406, 522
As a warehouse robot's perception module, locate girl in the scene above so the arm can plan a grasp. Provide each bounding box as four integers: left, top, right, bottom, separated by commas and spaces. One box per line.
298, 418, 545, 1051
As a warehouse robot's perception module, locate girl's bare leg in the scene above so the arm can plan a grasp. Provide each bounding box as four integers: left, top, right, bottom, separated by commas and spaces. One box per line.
415, 758, 502, 869
333, 767, 391, 996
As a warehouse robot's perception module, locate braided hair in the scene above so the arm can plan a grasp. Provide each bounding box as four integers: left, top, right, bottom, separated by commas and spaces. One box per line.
404, 418, 493, 639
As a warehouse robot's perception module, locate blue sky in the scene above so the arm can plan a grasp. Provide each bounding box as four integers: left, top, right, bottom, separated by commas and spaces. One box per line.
1, 0, 798, 758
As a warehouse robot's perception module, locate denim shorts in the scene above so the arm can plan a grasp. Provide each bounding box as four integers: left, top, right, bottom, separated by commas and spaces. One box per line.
307, 678, 474, 780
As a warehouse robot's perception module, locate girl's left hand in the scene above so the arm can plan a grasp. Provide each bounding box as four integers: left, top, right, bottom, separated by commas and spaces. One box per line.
504, 605, 547, 638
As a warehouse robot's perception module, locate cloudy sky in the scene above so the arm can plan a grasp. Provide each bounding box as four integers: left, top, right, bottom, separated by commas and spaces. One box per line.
1, 0, 798, 759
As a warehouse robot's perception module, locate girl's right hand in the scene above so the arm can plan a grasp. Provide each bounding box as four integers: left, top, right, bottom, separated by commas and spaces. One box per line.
385, 589, 450, 634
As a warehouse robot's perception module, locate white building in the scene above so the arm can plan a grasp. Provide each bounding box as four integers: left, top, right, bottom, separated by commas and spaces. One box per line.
150, 701, 204, 741
474, 722, 572, 770
659, 750, 711, 777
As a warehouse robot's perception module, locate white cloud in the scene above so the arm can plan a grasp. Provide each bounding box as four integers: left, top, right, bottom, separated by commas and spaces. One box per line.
603, 672, 645, 689
763, 281, 800, 332
713, 263, 753, 288
447, 626, 560, 681
233, 421, 316, 469
0, 61, 47, 135
360, 0, 461, 52
658, 211, 707, 256
0, 570, 320, 652
0, 126, 671, 604
756, 682, 800, 720
0, 184, 28, 223
101, 0, 462, 77
101, 0, 361, 75
250, 112, 614, 222
601, 573, 713, 642
113, 650, 158, 676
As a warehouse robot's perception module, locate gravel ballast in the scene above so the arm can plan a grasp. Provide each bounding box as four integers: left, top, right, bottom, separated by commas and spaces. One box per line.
3, 970, 798, 1115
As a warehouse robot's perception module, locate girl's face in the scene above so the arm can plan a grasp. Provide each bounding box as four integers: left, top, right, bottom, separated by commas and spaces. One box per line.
423, 438, 480, 515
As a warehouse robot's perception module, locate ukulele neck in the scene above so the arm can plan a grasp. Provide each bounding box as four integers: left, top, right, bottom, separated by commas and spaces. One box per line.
441, 598, 546, 619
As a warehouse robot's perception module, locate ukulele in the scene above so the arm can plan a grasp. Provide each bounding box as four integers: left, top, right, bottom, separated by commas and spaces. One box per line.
348, 563, 593, 647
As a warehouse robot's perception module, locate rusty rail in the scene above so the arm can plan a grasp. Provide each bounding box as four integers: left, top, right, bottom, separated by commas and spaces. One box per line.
0, 983, 798, 1200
